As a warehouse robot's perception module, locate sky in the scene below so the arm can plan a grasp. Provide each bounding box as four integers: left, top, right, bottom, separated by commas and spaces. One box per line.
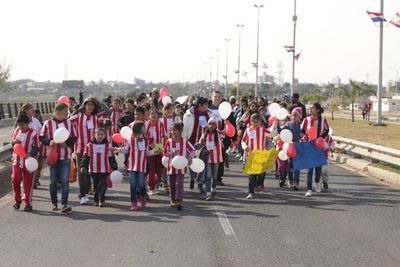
1, 0, 399, 85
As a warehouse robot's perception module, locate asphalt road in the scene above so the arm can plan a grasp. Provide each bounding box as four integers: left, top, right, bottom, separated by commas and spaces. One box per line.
0, 155, 399, 267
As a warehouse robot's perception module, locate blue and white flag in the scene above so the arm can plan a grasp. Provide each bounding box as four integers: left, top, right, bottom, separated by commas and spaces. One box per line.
366, 11, 386, 23
292, 141, 327, 171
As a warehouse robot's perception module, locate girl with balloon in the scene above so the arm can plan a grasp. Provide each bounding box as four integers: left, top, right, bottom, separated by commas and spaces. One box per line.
300, 103, 330, 197
40, 103, 76, 212
69, 96, 104, 203
80, 127, 117, 207
164, 122, 195, 210
199, 117, 224, 201
11, 113, 40, 212
241, 114, 270, 199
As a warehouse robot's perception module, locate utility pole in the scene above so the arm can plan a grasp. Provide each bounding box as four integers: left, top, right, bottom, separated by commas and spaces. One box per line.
224, 38, 231, 97
254, 4, 263, 99
216, 49, 221, 87
376, 0, 384, 125
236, 24, 244, 100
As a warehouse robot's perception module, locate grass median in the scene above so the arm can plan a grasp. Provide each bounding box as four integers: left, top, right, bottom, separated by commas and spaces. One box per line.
327, 117, 400, 149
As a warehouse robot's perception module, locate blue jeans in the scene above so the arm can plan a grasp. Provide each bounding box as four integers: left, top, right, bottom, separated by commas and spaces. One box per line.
288, 159, 300, 184
205, 163, 218, 193
307, 167, 322, 190
49, 159, 71, 206
248, 174, 262, 194
128, 171, 146, 202
91, 173, 107, 203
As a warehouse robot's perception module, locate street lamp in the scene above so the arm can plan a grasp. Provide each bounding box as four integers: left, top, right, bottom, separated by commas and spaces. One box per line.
291, 0, 297, 97
216, 49, 221, 87
236, 24, 244, 100
254, 4, 263, 99
376, 0, 384, 125
209, 57, 213, 85
224, 38, 231, 97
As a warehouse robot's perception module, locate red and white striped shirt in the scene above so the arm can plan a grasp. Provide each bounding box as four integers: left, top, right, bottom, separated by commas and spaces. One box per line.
40, 118, 76, 160
110, 107, 123, 133
69, 112, 103, 153
324, 135, 335, 158
301, 115, 330, 139
242, 127, 270, 152
125, 136, 147, 172
146, 120, 165, 146
11, 128, 39, 169
199, 132, 224, 163
84, 142, 113, 173
164, 137, 195, 175
161, 117, 175, 138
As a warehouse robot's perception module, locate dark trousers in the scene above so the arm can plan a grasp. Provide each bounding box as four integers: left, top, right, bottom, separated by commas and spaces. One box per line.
256, 173, 265, 187
217, 147, 226, 182
307, 167, 322, 190
248, 174, 263, 193
76, 153, 89, 197
91, 173, 107, 203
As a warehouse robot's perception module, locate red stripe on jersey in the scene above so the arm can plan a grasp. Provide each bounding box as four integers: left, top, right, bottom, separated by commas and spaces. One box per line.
242, 127, 269, 151
126, 136, 147, 172
164, 137, 195, 175
12, 128, 38, 168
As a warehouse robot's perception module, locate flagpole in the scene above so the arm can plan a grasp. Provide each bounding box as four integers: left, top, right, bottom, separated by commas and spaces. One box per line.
254, 4, 263, 99
236, 24, 244, 100
224, 38, 231, 97
291, 0, 297, 97
376, 0, 384, 125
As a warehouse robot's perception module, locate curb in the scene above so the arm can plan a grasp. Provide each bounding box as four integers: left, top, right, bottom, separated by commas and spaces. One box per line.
332, 153, 400, 186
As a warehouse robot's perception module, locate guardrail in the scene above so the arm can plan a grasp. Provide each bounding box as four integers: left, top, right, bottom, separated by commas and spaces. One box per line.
0, 102, 56, 120
333, 136, 400, 167
0, 144, 12, 162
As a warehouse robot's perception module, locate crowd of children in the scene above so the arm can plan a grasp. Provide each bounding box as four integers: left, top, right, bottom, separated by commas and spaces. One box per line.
10, 89, 334, 213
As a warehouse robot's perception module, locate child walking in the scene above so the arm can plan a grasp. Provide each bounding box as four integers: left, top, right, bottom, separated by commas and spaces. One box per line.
199, 117, 224, 201
241, 114, 270, 199
80, 127, 117, 207
164, 122, 195, 210
11, 114, 39, 211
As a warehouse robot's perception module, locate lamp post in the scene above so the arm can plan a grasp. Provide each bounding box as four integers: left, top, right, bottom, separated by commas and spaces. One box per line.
254, 4, 263, 99
291, 0, 297, 97
224, 38, 231, 97
216, 49, 221, 87
236, 24, 244, 100
209, 57, 213, 85
376, 0, 384, 125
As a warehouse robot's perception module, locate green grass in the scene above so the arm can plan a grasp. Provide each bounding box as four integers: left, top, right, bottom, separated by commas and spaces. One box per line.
328, 117, 400, 149
371, 163, 400, 175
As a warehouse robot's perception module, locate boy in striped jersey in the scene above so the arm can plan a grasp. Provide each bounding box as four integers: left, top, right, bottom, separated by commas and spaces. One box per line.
241, 114, 270, 199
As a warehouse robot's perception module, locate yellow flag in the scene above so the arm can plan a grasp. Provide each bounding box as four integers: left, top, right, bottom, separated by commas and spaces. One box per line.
242, 149, 279, 175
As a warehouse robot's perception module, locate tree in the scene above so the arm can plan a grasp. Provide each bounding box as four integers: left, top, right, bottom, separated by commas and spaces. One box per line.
0, 62, 11, 92
348, 80, 376, 122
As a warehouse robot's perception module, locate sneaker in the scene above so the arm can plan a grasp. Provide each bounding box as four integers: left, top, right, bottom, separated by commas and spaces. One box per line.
61, 205, 72, 213
279, 180, 286, 188
51, 204, 59, 211
198, 185, 205, 195
216, 180, 224, 186
246, 193, 255, 199
206, 193, 212, 201
189, 180, 194, 190
24, 204, 33, 212
130, 202, 138, 211
315, 182, 322, 193
260, 185, 266, 192
93, 202, 99, 207
323, 182, 329, 190
148, 190, 157, 195
140, 198, 147, 207
288, 181, 293, 189
99, 201, 106, 208
80, 197, 88, 205
13, 201, 22, 210
255, 186, 261, 192
176, 202, 183, 211
170, 200, 176, 207
85, 195, 90, 202
293, 184, 299, 191
305, 190, 312, 197
145, 193, 150, 200
211, 188, 217, 196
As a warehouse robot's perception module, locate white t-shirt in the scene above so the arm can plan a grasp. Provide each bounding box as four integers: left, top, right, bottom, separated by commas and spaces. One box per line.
30, 117, 42, 132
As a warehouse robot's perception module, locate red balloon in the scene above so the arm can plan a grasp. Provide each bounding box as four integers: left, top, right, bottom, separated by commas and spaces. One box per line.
316, 137, 326, 149
47, 147, 59, 165
58, 96, 69, 105
13, 144, 27, 158
276, 140, 284, 150
268, 116, 276, 126
307, 127, 317, 141
287, 143, 297, 158
112, 133, 126, 144
160, 87, 168, 98
225, 120, 235, 138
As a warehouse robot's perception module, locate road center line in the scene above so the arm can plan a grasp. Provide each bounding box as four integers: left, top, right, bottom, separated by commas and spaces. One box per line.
213, 206, 240, 246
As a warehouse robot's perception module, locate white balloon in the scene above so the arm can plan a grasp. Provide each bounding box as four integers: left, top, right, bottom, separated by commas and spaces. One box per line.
53, 127, 70, 143
25, 157, 38, 172
171, 156, 188, 170
280, 129, 293, 143
162, 96, 172, 106
278, 150, 289, 161
161, 156, 169, 168
276, 108, 289, 120
282, 142, 290, 152
189, 158, 205, 173
110, 170, 123, 184
218, 101, 232, 120
268, 103, 280, 117
120, 126, 132, 140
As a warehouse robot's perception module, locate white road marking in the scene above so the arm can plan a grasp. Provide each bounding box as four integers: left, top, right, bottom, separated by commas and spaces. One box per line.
213, 206, 240, 246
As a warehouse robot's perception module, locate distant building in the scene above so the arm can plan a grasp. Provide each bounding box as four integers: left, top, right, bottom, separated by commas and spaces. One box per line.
370, 96, 400, 112
62, 80, 84, 91
134, 77, 146, 86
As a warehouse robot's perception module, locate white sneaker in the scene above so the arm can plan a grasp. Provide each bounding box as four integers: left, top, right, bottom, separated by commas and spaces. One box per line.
305, 190, 312, 197
85, 194, 90, 202
246, 193, 255, 199
315, 182, 322, 193
148, 190, 157, 195
80, 196, 88, 205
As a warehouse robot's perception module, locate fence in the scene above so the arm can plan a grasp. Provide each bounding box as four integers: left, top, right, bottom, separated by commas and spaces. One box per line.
0, 102, 57, 120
